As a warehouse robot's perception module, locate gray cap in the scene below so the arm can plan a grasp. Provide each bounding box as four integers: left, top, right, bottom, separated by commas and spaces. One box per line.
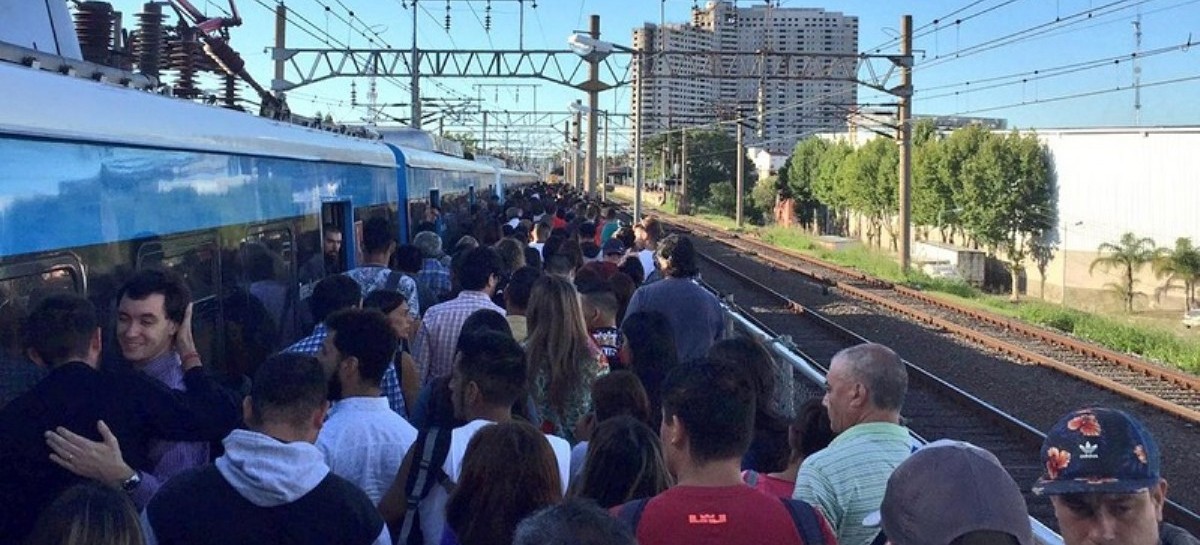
864, 440, 1033, 545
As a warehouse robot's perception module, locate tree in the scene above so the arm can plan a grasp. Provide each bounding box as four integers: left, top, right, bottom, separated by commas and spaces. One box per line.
811, 141, 854, 235
786, 138, 829, 230
1090, 232, 1161, 312
645, 129, 750, 205
960, 131, 1055, 300
1153, 238, 1200, 310
910, 120, 950, 240
442, 132, 479, 155
934, 124, 990, 244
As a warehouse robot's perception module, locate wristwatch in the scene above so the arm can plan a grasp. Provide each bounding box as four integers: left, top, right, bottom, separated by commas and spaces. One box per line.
120, 471, 142, 493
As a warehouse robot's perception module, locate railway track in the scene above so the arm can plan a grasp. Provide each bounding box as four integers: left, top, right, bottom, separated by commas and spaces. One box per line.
693, 237, 1200, 537
666, 214, 1200, 424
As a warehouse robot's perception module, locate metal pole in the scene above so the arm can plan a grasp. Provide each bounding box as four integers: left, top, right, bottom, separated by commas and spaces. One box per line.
735, 122, 744, 226
602, 110, 609, 202
585, 14, 601, 198
481, 112, 488, 155
898, 14, 913, 272
633, 50, 644, 223
681, 129, 689, 214
573, 109, 582, 191
410, 0, 421, 129
273, 4, 286, 101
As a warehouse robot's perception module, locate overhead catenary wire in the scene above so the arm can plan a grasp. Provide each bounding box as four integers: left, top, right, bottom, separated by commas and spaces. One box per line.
949, 72, 1200, 116
914, 38, 1196, 101
916, 0, 1151, 70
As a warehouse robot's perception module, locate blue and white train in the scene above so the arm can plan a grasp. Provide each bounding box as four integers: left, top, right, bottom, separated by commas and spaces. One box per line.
0, 55, 538, 381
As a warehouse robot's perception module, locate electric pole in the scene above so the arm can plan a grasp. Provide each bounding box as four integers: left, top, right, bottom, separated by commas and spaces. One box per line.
680, 129, 688, 215
585, 15, 601, 197
735, 121, 745, 227
898, 15, 913, 272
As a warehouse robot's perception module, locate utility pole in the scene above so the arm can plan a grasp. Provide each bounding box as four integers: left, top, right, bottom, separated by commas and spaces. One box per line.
602, 110, 609, 201
573, 107, 583, 191
585, 14, 601, 197
898, 15, 913, 272
481, 112, 488, 155
735, 122, 745, 227
633, 48, 645, 223
273, 4, 286, 102
410, 0, 421, 128
681, 129, 689, 215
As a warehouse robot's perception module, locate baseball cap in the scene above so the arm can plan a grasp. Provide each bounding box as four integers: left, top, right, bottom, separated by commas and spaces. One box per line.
1033, 407, 1160, 496
602, 238, 625, 255
863, 440, 1033, 545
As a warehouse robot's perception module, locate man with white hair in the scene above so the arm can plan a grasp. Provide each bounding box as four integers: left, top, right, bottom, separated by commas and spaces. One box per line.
413, 230, 451, 304
794, 343, 912, 545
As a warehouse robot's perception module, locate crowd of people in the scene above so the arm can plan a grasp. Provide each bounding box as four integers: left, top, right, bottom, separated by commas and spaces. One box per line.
0, 182, 1196, 545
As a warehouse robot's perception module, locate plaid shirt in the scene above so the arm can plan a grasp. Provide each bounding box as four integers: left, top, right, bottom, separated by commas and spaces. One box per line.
284, 323, 328, 356
380, 364, 407, 418
416, 258, 452, 302
412, 291, 505, 385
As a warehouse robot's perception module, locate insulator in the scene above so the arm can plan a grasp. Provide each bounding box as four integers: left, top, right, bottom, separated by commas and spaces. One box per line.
74, 2, 115, 65
167, 26, 201, 99
133, 2, 164, 78
444, 0, 451, 31
222, 72, 242, 109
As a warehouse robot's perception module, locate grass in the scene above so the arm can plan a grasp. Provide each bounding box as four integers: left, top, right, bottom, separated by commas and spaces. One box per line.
609, 186, 1200, 373
971, 299, 1200, 372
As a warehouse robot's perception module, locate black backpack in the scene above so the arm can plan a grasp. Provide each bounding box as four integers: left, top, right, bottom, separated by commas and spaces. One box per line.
616, 496, 826, 545
396, 426, 453, 545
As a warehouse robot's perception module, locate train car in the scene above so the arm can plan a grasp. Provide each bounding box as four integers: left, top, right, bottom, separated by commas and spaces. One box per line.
0, 55, 529, 383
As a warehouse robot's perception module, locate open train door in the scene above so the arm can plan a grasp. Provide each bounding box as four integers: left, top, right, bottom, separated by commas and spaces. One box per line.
321, 200, 355, 271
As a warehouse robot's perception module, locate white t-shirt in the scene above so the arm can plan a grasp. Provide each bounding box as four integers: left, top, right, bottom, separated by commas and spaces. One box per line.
419, 419, 571, 545
316, 397, 418, 505
637, 249, 656, 283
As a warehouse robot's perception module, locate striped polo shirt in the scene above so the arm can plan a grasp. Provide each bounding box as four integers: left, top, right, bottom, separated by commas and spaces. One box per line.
793, 422, 912, 545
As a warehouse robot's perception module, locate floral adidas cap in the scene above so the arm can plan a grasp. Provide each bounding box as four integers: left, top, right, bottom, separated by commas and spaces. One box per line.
1033, 407, 1161, 495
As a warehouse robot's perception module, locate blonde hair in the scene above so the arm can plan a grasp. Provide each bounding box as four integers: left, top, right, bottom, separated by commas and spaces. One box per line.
27, 482, 145, 545
526, 275, 593, 415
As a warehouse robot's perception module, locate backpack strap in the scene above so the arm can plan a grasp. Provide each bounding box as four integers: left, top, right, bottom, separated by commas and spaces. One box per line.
779, 498, 825, 545
616, 498, 651, 535
384, 269, 405, 292
397, 426, 453, 545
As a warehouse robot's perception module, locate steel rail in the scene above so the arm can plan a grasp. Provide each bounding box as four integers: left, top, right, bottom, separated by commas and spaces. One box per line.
662, 214, 1200, 424
695, 248, 1065, 545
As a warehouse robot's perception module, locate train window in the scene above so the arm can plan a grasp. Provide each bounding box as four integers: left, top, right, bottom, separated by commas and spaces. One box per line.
240, 227, 298, 348
135, 236, 220, 367
0, 256, 84, 404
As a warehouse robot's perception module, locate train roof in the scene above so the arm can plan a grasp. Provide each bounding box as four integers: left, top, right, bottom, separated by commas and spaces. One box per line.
0, 61, 396, 168
393, 145, 497, 175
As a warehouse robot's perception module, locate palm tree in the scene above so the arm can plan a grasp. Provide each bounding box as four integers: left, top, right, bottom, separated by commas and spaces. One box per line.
1153, 238, 1200, 310
1089, 232, 1160, 312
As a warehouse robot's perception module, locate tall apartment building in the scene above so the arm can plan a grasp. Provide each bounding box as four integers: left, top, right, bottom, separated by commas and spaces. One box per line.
632, 1, 858, 153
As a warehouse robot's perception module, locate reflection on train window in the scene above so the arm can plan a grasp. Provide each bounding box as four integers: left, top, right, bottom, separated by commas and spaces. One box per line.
136, 237, 220, 367
0, 261, 82, 406
239, 228, 296, 349
136, 238, 218, 301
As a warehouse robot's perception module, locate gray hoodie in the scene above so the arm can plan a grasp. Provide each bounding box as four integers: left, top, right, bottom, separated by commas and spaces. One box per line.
142, 429, 391, 545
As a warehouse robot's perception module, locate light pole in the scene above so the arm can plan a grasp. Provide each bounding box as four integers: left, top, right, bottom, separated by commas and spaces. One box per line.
567, 18, 611, 198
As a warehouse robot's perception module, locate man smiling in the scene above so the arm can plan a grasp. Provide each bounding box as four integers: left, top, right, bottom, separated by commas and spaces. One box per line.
112, 270, 211, 500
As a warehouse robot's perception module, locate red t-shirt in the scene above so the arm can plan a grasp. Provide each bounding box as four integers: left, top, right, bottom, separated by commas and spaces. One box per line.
742, 470, 797, 499
612, 485, 837, 545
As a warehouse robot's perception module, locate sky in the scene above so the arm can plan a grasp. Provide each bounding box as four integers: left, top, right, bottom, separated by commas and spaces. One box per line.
98, 0, 1200, 154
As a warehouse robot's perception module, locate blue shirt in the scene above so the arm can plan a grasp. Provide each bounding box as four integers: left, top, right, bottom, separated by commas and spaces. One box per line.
623, 277, 725, 363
